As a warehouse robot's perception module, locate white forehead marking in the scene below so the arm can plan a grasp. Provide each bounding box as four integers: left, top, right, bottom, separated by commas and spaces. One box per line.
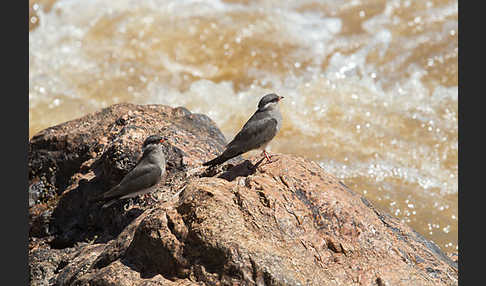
260, 101, 277, 110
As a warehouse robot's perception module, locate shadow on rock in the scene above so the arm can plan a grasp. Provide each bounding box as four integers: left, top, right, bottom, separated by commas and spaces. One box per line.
217, 158, 266, 181
48, 177, 145, 249
199, 157, 266, 181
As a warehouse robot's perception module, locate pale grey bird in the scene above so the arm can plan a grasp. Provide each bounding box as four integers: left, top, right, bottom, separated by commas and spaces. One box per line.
98, 135, 167, 208
203, 93, 284, 167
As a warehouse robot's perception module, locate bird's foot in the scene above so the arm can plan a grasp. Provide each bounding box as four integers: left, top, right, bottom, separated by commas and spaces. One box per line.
123, 199, 134, 211
142, 193, 158, 207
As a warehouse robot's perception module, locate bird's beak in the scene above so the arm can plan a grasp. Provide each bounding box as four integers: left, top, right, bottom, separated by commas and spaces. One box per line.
278, 96, 284, 101
159, 139, 165, 143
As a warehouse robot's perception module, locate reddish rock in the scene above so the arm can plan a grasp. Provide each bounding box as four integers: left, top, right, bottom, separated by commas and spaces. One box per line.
28, 103, 458, 286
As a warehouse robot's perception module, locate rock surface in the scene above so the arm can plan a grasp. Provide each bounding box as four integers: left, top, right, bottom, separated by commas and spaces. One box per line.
29, 103, 458, 286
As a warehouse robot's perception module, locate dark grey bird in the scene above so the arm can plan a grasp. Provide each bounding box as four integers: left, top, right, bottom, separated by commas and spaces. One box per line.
203, 93, 284, 167
98, 135, 167, 208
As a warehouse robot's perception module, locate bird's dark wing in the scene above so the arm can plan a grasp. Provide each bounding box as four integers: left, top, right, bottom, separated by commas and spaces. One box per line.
101, 162, 162, 200
203, 116, 278, 167
228, 115, 278, 152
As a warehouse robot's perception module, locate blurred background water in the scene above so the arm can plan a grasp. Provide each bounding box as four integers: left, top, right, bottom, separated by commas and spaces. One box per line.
29, 0, 458, 254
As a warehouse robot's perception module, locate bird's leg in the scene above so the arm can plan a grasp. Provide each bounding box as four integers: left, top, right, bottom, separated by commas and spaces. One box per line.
148, 193, 158, 206
263, 150, 271, 161
261, 150, 278, 164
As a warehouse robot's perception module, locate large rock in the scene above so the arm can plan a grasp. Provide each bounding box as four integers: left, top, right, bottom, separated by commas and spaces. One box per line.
28, 103, 458, 285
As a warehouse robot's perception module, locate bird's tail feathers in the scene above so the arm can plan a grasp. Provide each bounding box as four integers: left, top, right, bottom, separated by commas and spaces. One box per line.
203, 149, 243, 167
88, 184, 119, 205
88, 193, 105, 204
202, 155, 227, 167
101, 198, 118, 208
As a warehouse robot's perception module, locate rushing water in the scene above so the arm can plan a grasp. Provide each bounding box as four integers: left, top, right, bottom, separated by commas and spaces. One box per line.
29, 0, 458, 254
